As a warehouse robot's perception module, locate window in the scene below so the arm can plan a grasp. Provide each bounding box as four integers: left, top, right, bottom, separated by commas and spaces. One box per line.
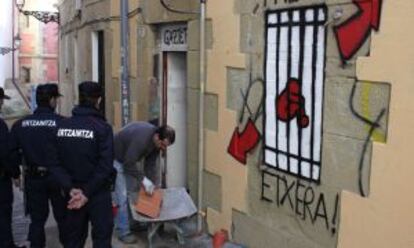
21, 67, 31, 83
264, 6, 327, 182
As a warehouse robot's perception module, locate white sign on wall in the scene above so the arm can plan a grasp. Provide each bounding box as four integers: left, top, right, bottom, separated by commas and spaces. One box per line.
264, 6, 327, 182
160, 24, 188, 51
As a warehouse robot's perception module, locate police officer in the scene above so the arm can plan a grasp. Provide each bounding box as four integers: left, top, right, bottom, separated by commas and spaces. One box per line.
54, 81, 114, 248
9, 84, 66, 248
0, 87, 23, 248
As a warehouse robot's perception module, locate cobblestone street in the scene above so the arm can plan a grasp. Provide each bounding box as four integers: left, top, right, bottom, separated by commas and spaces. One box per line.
11, 187, 223, 248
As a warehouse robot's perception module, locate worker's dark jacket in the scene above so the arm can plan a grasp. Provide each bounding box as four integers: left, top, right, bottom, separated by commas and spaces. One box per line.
114, 121, 158, 183
9, 107, 64, 170
53, 106, 114, 198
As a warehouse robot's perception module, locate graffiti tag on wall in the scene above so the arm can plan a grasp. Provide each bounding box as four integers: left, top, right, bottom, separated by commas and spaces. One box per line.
334, 0, 383, 61
227, 74, 263, 164
261, 170, 340, 234
349, 81, 387, 196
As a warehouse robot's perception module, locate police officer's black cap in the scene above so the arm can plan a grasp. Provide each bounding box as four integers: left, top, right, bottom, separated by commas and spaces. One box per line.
79, 81, 102, 98
36, 83, 63, 98
0, 87, 11, 100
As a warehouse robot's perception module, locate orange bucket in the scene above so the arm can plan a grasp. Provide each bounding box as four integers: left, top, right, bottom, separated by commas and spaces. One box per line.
112, 204, 119, 217
213, 229, 228, 248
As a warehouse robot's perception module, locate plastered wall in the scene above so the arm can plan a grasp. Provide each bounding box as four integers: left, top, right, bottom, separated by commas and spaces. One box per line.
57, 1, 414, 247
201, 0, 250, 235
58, 0, 113, 117
202, 0, 404, 248
338, 1, 414, 247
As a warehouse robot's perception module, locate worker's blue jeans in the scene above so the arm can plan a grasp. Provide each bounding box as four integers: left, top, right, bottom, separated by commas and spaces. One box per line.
113, 160, 131, 238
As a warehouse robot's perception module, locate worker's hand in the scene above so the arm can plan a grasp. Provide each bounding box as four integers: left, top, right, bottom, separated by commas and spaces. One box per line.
142, 177, 155, 195
68, 188, 88, 210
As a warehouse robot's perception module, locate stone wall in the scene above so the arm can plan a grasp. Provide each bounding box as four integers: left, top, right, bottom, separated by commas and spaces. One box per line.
58, 0, 112, 117
203, 0, 392, 247
57, 1, 414, 247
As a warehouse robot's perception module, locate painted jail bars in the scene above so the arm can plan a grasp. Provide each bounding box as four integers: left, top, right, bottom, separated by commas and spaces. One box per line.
264, 6, 327, 182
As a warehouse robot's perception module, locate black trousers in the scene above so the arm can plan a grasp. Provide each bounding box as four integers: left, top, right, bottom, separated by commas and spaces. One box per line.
63, 189, 113, 248
25, 175, 67, 248
0, 177, 14, 248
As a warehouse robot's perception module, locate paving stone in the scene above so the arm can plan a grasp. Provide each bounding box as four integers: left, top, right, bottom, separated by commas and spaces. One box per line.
11, 187, 210, 248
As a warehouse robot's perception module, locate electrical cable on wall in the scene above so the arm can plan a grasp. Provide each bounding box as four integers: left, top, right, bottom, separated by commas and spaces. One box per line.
160, 0, 199, 14
60, 7, 142, 36
62, 0, 200, 35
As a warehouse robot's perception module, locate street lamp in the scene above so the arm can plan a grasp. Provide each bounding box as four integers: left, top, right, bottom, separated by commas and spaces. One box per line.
0, 34, 22, 56
15, 0, 60, 24
15, 0, 24, 10
14, 33, 22, 49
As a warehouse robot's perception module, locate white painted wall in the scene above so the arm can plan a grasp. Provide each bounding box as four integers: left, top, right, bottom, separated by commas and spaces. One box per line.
0, 0, 13, 87
166, 52, 187, 188
74, 37, 80, 102
91, 31, 99, 82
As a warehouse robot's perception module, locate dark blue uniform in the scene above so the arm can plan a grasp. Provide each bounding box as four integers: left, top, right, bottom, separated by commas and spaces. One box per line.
9, 107, 67, 248
54, 106, 114, 248
0, 118, 19, 248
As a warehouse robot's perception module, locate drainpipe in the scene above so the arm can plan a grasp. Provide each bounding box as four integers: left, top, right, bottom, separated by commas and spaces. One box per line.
197, 0, 206, 233
120, 0, 130, 126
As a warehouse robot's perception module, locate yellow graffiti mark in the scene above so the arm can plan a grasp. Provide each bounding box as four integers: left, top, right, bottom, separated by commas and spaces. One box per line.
360, 82, 386, 143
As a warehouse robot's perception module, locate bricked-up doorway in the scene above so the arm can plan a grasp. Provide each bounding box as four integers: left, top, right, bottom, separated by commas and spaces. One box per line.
162, 51, 188, 188
159, 23, 189, 188
92, 30, 106, 116
264, 6, 327, 182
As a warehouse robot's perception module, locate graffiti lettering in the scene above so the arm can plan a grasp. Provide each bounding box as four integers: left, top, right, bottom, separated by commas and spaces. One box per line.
280, 176, 295, 209
261, 170, 339, 234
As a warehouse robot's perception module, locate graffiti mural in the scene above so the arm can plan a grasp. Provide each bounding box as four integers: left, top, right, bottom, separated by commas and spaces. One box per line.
227, 76, 263, 165
263, 5, 327, 182
223, 0, 390, 246
222, 0, 390, 245
334, 0, 383, 61
276, 78, 310, 128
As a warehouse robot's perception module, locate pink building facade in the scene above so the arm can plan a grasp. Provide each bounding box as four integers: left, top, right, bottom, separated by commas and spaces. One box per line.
18, 10, 58, 85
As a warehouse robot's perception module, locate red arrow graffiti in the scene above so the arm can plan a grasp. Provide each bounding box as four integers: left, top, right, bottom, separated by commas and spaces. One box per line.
227, 119, 260, 164
334, 0, 382, 61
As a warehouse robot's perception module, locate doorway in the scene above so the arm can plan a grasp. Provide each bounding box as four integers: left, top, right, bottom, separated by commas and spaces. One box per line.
163, 52, 187, 188
92, 31, 105, 115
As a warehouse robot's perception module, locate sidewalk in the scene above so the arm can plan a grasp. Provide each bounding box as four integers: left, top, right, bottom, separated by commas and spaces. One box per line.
11, 187, 225, 248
